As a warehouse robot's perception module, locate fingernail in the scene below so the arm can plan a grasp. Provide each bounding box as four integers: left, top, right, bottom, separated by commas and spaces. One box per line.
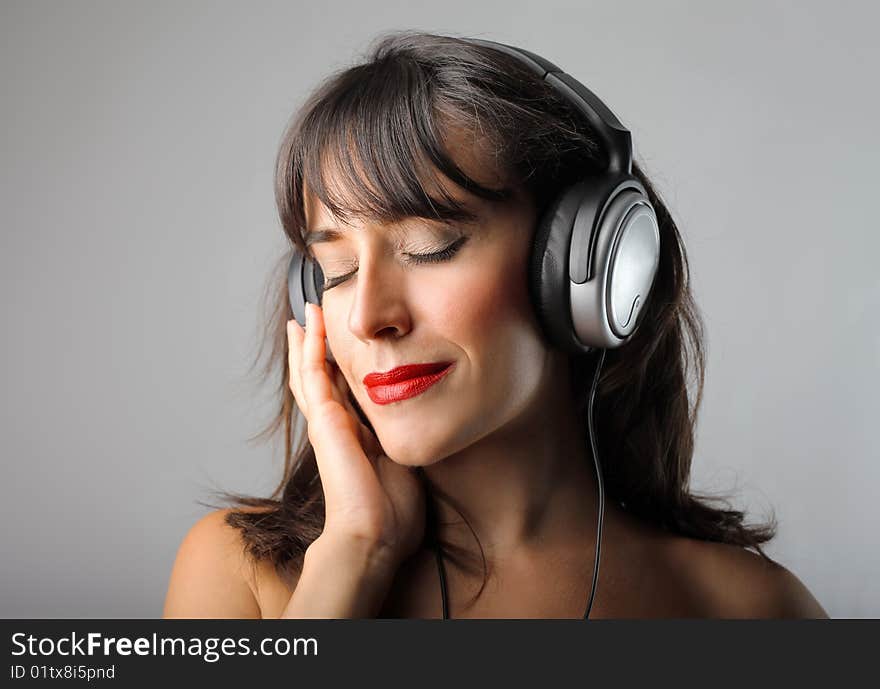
305, 303, 312, 329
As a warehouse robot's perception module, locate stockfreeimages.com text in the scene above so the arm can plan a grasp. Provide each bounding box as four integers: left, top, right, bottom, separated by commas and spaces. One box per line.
10, 632, 317, 663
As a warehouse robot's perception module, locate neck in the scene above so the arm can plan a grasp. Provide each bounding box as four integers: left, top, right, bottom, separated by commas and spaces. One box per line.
420, 353, 599, 563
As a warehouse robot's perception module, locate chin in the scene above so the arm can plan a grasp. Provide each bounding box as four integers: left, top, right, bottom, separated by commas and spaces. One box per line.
380, 440, 444, 467
374, 426, 451, 467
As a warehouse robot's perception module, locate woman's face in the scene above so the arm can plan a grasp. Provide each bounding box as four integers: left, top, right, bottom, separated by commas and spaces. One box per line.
304, 145, 553, 466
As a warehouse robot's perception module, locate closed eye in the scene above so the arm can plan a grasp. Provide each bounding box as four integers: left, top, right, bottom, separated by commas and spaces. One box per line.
404, 235, 468, 265
321, 236, 468, 291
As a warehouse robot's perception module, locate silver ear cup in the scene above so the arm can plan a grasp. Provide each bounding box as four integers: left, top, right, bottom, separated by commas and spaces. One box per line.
569, 189, 660, 348
606, 202, 660, 338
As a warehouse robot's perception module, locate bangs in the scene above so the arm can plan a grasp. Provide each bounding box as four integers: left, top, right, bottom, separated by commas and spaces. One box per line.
288, 58, 515, 245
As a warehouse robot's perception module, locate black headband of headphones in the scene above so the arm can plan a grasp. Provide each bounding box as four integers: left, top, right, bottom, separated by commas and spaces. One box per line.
464, 38, 634, 177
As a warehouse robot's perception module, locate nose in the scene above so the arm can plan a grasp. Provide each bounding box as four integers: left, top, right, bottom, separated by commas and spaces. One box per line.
347, 250, 412, 344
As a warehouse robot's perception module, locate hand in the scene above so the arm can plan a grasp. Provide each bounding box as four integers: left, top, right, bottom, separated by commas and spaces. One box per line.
286, 302, 426, 569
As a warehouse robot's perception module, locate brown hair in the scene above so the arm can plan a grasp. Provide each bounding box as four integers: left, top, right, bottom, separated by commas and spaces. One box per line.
209, 31, 776, 599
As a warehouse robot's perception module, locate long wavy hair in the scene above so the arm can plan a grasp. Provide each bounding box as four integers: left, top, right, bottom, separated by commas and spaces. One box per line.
212, 31, 777, 601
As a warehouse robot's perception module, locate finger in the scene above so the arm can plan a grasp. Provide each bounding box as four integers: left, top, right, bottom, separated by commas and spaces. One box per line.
333, 366, 383, 459
286, 318, 308, 416
333, 366, 370, 437
293, 309, 379, 460
324, 359, 348, 408
300, 302, 337, 415
294, 306, 389, 521
298, 320, 381, 502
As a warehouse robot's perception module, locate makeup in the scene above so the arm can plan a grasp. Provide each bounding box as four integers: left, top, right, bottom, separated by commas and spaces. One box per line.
363, 362, 455, 405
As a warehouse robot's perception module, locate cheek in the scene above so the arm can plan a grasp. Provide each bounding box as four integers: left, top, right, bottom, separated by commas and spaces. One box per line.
452, 249, 550, 412
429, 253, 544, 369
447, 237, 537, 340
453, 274, 519, 341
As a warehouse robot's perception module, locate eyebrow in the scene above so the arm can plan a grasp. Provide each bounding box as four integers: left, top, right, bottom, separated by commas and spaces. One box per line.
303, 228, 343, 247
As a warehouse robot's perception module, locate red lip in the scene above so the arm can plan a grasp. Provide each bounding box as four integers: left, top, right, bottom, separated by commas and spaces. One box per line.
363, 362, 454, 405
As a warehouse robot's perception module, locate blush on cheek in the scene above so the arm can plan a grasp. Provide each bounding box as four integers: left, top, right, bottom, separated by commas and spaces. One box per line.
447, 264, 533, 341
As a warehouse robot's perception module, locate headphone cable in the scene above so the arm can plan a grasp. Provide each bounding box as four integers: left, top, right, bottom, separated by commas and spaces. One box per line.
434, 347, 607, 619
583, 347, 606, 619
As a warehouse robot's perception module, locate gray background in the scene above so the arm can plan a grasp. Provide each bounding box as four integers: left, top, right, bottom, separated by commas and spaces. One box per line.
2, 0, 877, 618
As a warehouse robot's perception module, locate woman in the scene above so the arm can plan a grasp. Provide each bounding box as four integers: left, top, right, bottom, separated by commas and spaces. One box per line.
163, 32, 827, 619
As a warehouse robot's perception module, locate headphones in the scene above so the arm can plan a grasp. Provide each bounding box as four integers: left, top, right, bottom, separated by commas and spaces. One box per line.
287, 37, 661, 359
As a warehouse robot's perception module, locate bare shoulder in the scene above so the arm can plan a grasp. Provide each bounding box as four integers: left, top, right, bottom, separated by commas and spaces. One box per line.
664, 536, 829, 618
163, 507, 268, 619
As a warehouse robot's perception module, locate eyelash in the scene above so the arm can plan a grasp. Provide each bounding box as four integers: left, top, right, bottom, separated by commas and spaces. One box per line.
320, 236, 468, 291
